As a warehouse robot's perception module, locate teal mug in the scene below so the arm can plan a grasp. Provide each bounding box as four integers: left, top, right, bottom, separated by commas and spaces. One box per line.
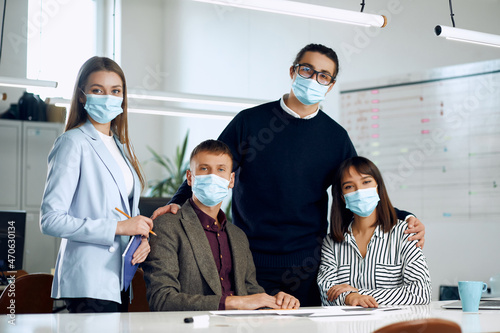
458, 281, 488, 312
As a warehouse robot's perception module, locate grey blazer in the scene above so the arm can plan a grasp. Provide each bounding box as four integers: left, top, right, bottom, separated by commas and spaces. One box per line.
143, 200, 265, 311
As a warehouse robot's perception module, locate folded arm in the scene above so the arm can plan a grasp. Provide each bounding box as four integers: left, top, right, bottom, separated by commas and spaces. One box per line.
357, 235, 431, 305
317, 236, 349, 306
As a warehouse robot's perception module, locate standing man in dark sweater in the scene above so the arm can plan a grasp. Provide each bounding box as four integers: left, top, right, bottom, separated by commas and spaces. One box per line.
152, 44, 425, 306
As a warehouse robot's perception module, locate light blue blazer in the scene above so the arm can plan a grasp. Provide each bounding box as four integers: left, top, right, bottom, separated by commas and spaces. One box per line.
40, 119, 141, 303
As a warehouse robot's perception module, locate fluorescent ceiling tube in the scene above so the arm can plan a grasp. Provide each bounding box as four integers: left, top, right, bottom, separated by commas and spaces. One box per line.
193, 0, 387, 28
128, 106, 236, 120
50, 97, 237, 120
127, 90, 265, 109
0, 76, 58, 89
435, 25, 500, 48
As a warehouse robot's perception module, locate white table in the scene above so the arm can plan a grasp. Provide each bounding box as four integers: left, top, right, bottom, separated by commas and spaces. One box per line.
2, 301, 500, 333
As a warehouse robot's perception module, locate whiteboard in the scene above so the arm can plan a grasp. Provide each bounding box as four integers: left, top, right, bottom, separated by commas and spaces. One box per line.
340, 60, 500, 222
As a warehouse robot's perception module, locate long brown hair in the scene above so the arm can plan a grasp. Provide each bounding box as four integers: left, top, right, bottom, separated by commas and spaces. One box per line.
330, 156, 397, 242
66, 56, 145, 190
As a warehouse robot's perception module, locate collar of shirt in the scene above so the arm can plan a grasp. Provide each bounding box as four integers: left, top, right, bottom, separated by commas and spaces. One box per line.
280, 94, 319, 119
189, 198, 227, 232
345, 221, 386, 242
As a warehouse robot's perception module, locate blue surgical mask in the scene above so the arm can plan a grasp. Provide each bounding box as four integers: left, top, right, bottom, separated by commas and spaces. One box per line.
84, 94, 123, 124
344, 187, 380, 217
291, 75, 330, 105
192, 174, 230, 207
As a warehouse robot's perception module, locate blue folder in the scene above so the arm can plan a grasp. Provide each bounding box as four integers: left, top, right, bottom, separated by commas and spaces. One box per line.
121, 235, 142, 291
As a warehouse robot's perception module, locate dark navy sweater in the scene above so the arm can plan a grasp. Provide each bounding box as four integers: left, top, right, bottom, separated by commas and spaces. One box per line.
171, 100, 357, 267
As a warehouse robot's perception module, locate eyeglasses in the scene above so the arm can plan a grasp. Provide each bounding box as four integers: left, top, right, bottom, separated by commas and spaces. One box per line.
294, 64, 335, 86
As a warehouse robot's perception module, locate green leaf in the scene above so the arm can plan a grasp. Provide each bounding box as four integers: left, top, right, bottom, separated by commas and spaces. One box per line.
145, 131, 190, 197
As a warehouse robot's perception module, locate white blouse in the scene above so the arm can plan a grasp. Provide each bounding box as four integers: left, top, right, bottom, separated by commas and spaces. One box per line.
317, 220, 431, 306
97, 131, 134, 198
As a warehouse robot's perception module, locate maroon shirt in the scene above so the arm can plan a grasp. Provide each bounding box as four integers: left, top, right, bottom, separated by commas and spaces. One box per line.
190, 199, 234, 310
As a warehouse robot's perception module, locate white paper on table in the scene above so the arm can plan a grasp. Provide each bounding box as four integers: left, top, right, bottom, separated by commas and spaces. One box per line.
308, 306, 412, 322
210, 307, 398, 318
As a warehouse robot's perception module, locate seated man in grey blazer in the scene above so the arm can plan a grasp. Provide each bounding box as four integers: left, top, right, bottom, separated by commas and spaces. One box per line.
143, 139, 299, 311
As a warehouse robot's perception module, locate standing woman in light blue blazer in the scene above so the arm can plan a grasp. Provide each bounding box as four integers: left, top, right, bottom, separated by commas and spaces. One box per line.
40, 56, 154, 313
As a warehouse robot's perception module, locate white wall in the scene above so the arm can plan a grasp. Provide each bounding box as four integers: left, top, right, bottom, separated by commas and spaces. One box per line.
119, 0, 500, 300
123, 0, 500, 154
0, 0, 28, 112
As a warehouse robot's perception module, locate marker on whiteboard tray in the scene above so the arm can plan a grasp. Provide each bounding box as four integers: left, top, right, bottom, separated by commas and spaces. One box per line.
184, 315, 210, 324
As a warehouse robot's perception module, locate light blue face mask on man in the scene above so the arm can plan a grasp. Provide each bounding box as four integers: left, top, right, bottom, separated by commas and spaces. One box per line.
192, 174, 230, 207
344, 187, 380, 217
291, 75, 330, 105
84, 94, 123, 124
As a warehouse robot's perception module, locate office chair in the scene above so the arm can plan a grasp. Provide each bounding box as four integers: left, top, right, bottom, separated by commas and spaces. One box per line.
0, 269, 28, 285
373, 318, 462, 333
128, 268, 150, 312
0, 273, 54, 314
138, 197, 171, 219
439, 285, 460, 301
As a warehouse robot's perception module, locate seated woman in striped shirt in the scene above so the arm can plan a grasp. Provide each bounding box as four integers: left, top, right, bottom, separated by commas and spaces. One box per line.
317, 156, 431, 308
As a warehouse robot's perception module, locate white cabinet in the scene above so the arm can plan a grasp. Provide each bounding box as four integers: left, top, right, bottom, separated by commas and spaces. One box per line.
0, 120, 22, 210
0, 119, 63, 273
22, 122, 62, 211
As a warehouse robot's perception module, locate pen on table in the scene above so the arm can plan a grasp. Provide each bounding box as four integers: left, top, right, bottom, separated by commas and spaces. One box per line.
184, 315, 210, 324
115, 207, 157, 236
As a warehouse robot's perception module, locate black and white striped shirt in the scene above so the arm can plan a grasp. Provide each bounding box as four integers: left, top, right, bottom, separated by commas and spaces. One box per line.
317, 220, 431, 306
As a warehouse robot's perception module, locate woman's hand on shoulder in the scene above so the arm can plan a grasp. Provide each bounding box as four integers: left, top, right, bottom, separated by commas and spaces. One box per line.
345, 293, 378, 308
327, 284, 358, 301
116, 215, 153, 237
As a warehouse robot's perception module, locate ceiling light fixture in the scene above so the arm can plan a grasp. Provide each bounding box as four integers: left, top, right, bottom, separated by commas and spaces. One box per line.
435, 0, 500, 48
128, 107, 236, 120
193, 0, 387, 28
50, 97, 238, 120
0, 76, 58, 89
127, 90, 265, 109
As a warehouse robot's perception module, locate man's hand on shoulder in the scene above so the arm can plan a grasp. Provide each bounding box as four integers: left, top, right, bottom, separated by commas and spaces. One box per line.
404, 216, 425, 249
151, 204, 181, 220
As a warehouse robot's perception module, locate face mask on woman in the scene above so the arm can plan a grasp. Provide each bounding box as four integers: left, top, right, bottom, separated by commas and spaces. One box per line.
84, 94, 123, 124
343, 187, 380, 217
192, 174, 230, 207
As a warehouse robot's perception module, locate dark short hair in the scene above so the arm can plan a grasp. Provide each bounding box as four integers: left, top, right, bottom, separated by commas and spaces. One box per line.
190, 140, 233, 168
293, 43, 340, 79
330, 156, 397, 242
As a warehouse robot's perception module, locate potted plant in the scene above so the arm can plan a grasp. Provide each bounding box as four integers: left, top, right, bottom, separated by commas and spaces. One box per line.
139, 132, 189, 217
